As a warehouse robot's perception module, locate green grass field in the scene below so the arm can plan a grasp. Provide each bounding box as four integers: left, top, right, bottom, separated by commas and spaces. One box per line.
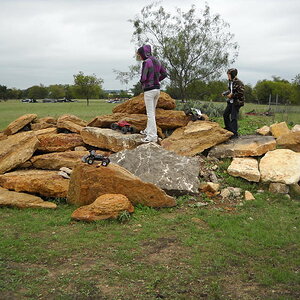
0, 99, 300, 299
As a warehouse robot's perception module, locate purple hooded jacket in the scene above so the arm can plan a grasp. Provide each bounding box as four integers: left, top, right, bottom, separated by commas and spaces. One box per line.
137, 45, 167, 91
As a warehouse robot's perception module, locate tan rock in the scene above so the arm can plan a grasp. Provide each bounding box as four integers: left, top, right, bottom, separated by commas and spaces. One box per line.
291, 124, 300, 132
270, 122, 290, 138
88, 113, 128, 127
57, 114, 88, 133
37, 133, 84, 152
74, 146, 87, 151
256, 125, 271, 136
156, 109, 190, 129
269, 183, 289, 194
3, 114, 37, 135
276, 131, 300, 152
161, 121, 233, 156
260, 149, 300, 185
33, 127, 58, 136
245, 191, 255, 201
112, 92, 176, 114
0, 187, 57, 209
30, 150, 109, 170
34, 116, 57, 125
0, 169, 69, 198
227, 157, 260, 182
199, 182, 220, 193
71, 194, 134, 221
0, 133, 7, 141
31, 123, 55, 131
0, 131, 40, 174
81, 127, 143, 152
67, 163, 176, 208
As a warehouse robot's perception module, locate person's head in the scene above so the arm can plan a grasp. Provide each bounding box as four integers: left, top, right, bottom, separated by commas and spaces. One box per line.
137, 44, 152, 60
227, 68, 238, 80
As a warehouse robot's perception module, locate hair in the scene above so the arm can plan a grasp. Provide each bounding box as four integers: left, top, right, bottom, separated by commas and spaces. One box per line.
227, 68, 238, 79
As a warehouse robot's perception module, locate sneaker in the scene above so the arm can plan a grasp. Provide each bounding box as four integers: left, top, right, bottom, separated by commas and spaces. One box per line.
141, 137, 157, 143
140, 130, 147, 135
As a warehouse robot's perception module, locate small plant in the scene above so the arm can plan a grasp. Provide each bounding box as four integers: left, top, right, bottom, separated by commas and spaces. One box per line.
117, 210, 131, 223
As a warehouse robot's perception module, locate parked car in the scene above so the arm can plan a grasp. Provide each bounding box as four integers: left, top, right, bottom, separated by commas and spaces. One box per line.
42, 98, 57, 103
21, 99, 37, 103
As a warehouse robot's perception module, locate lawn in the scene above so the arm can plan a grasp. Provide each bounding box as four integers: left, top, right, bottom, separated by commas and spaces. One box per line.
0, 99, 300, 299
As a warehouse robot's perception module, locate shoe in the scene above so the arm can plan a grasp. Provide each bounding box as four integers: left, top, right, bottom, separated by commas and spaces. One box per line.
230, 134, 239, 140
141, 137, 157, 143
140, 130, 147, 135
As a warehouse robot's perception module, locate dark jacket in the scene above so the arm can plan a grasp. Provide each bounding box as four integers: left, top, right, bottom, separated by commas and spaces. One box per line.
228, 77, 245, 107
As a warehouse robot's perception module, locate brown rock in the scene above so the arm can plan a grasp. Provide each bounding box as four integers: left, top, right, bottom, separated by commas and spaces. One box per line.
269, 183, 289, 194
270, 122, 290, 138
37, 133, 84, 152
245, 191, 255, 201
0, 133, 7, 141
227, 157, 260, 182
88, 113, 127, 127
30, 150, 109, 170
31, 123, 55, 131
34, 116, 57, 125
71, 194, 134, 221
276, 131, 300, 152
156, 109, 190, 129
57, 114, 88, 133
81, 127, 143, 152
112, 92, 176, 114
292, 124, 300, 132
256, 125, 271, 136
161, 121, 233, 156
0, 131, 40, 174
0, 169, 69, 198
0, 187, 57, 209
34, 128, 58, 136
3, 114, 37, 135
67, 163, 176, 208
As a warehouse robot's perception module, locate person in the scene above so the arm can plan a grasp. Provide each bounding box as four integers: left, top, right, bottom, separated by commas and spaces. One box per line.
222, 68, 245, 138
136, 45, 167, 143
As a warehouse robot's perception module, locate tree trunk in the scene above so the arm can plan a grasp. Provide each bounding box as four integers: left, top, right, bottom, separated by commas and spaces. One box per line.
86, 98, 89, 106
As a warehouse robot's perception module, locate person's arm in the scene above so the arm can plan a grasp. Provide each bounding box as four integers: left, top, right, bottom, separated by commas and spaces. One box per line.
140, 60, 150, 84
232, 81, 244, 100
159, 64, 167, 81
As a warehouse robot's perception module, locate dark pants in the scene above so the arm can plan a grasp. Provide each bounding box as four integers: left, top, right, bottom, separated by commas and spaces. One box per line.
223, 102, 240, 136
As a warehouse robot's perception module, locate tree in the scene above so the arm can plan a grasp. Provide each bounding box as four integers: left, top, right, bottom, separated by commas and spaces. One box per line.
117, 2, 238, 100
27, 84, 48, 100
0, 85, 8, 100
73, 71, 103, 106
48, 84, 65, 100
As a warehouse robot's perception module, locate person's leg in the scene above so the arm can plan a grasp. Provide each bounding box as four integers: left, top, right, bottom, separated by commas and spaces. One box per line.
143, 89, 158, 141
223, 103, 232, 131
230, 105, 240, 136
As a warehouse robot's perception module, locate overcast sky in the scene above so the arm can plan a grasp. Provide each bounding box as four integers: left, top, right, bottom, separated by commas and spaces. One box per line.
0, 0, 299, 90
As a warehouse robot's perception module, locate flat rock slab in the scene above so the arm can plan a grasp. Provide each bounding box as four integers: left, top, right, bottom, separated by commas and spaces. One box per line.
57, 114, 87, 133
81, 127, 144, 152
0, 131, 40, 174
259, 149, 300, 185
67, 162, 176, 208
276, 131, 300, 152
0, 169, 69, 198
110, 143, 200, 195
227, 157, 260, 182
208, 135, 276, 158
3, 114, 37, 135
0, 187, 57, 209
161, 121, 232, 156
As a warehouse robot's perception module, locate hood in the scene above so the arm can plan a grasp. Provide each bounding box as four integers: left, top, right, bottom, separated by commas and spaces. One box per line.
227, 68, 238, 79
137, 45, 152, 60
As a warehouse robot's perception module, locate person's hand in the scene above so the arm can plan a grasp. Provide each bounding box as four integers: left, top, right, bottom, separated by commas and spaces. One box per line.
227, 93, 233, 99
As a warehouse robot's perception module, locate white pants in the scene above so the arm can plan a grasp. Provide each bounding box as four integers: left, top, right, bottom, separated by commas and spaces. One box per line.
144, 89, 160, 140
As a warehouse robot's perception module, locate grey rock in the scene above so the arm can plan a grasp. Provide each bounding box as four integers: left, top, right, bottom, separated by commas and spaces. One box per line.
110, 143, 200, 196
269, 183, 289, 194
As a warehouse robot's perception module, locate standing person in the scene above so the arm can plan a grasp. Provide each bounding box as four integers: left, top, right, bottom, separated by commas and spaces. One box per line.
137, 45, 167, 143
222, 68, 245, 138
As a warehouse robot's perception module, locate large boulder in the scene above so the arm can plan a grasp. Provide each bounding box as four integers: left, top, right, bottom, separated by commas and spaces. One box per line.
0, 169, 69, 198
155, 109, 190, 129
67, 162, 176, 208
3, 114, 37, 135
37, 133, 84, 152
256, 125, 271, 136
57, 114, 88, 133
276, 131, 300, 152
110, 143, 200, 195
270, 122, 290, 138
29, 150, 109, 170
71, 194, 134, 221
0, 187, 57, 209
81, 127, 143, 152
161, 121, 233, 156
227, 157, 260, 182
208, 135, 276, 158
0, 131, 40, 174
112, 92, 176, 114
292, 124, 300, 132
259, 149, 300, 185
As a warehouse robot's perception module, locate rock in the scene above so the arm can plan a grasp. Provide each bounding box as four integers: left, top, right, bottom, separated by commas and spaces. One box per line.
276, 131, 300, 152
256, 125, 271, 136
58, 171, 71, 179
112, 92, 176, 114
37, 133, 84, 152
110, 143, 200, 195
0, 187, 57, 209
155, 109, 190, 129
33, 127, 58, 136
74, 146, 87, 151
0, 133, 7, 141
31, 123, 55, 131
270, 122, 290, 138
269, 182, 289, 194
245, 191, 255, 201
81, 127, 143, 152
0, 169, 69, 198
220, 187, 242, 199
71, 194, 134, 221
34, 116, 57, 125
227, 157, 260, 182
161, 121, 233, 156
57, 114, 88, 133
0, 131, 40, 174
30, 151, 108, 170
60, 167, 72, 175
208, 135, 276, 158
88, 113, 128, 127
199, 182, 220, 195
67, 162, 176, 208
292, 124, 300, 132
290, 184, 300, 198
3, 114, 37, 135
260, 149, 300, 185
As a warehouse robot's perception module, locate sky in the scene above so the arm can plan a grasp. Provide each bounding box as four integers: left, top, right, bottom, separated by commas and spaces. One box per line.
0, 0, 299, 90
